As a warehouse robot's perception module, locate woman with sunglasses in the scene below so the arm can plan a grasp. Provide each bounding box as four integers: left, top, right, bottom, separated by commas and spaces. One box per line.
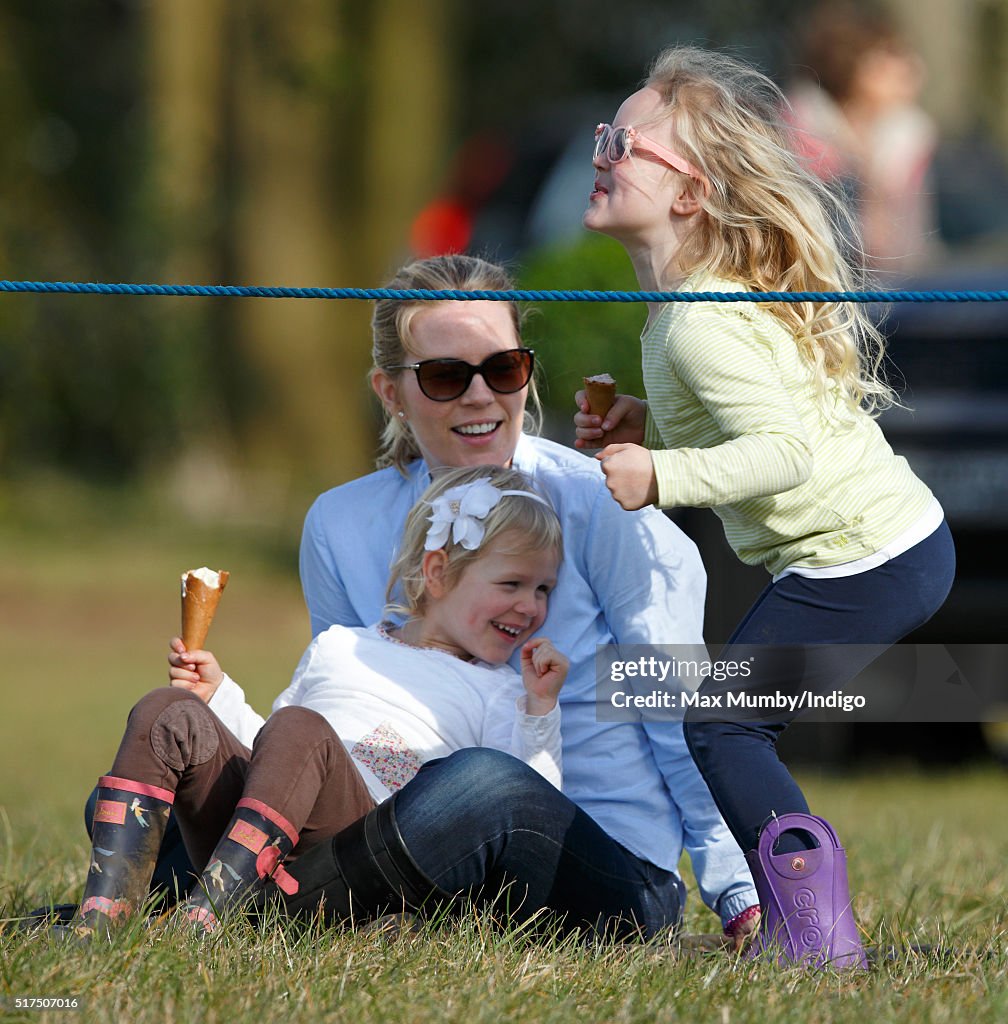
575, 47, 954, 965
73, 252, 756, 942
277, 252, 758, 942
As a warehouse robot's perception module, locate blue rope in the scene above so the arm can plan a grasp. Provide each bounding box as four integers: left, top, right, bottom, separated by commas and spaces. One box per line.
1, 279, 1007, 303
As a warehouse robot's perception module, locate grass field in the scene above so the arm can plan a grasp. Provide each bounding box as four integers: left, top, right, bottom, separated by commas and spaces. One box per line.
1, 495, 1006, 1023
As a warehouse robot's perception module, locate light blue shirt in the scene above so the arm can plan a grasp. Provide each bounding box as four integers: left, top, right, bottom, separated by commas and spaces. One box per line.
299, 433, 756, 925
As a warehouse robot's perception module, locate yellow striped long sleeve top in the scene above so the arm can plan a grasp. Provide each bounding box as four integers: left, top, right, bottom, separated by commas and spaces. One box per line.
642, 272, 933, 575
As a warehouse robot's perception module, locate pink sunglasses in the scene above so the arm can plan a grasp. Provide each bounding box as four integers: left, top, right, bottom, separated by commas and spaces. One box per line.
594, 122, 705, 183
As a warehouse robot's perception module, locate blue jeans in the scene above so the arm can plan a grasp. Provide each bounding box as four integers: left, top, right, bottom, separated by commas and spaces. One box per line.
393, 748, 685, 939
684, 520, 956, 854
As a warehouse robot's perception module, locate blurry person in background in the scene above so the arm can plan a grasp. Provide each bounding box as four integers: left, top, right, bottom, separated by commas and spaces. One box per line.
785, 1, 941, 276
409, 135, 514, 257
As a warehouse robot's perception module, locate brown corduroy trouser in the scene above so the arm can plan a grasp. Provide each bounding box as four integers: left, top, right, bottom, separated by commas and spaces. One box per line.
107, 687, 375, 872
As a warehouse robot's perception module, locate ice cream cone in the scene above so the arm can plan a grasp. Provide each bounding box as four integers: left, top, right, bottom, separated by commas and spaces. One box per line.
181, 567, 229, 651
583, 374, 616, 419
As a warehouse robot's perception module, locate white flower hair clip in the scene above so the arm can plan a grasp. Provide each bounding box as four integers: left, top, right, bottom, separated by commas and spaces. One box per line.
424, 478, 551, 552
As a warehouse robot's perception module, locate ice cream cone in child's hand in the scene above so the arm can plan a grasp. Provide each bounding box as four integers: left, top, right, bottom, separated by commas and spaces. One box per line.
181, 567, 229, 650
583, 374, 616, 419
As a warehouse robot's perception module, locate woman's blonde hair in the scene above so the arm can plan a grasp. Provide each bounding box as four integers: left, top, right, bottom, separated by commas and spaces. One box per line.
643, 46, 896, 414
371, 254, 543, 474
385, 465, 562, 619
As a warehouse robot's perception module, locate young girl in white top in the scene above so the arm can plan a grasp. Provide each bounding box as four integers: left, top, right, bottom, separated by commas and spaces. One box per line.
67, 466, 566, 935
575, 46, 954, 966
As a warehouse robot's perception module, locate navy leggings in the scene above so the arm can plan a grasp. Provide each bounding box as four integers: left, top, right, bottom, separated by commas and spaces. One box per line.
684, 520, 955, 854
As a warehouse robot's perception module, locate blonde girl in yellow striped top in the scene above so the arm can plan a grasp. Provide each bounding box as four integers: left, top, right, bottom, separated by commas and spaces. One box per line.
575, 46, 955, 967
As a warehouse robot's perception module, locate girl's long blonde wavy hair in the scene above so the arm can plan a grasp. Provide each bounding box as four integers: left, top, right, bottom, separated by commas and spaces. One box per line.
644, 46, 896, 414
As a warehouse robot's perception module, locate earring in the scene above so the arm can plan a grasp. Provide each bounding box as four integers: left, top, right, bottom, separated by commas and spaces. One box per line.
396, 410, 406, 420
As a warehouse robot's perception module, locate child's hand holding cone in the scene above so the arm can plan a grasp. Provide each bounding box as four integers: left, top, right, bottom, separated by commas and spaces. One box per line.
574, 374, 649, 451
583, 374, 617, 419
170, 567, 229, 703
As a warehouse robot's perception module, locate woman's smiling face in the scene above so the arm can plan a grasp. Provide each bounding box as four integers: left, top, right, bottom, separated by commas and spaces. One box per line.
373, 301, 529, 470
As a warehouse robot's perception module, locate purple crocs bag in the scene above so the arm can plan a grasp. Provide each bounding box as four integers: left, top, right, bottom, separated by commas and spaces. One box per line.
745, 812, 867, 969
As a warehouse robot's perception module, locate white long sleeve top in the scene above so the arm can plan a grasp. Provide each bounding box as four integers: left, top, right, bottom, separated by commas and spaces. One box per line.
209, 622, 562, 801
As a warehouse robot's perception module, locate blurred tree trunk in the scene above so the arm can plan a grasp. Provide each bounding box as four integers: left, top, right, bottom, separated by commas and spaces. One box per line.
224, 0, 372, 503
361, 0, 454, 273
145, 0, 454, 510
145, 0, 234, 506
147, 0, 228, 281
